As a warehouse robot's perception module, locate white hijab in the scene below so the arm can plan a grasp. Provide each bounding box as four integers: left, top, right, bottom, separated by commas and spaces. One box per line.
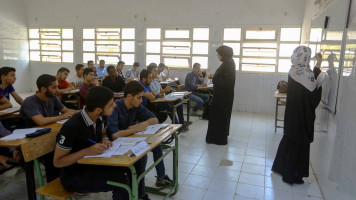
289, 46, 317, 92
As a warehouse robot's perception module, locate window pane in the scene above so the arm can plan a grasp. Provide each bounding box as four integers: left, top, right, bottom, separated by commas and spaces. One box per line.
62, 29, 73, 39
326, 31, 343, 41
242, 58, 276, 65
62, 52, 73, 63
30, 40, 40, 50
162, 42, 191, 54
347, 31, 356, 39
224, 28, 241, 41
193, 28, 209, 40
29, 29, 39, 39
146, 55, 160, 66
96, 41, 120, 52
97, 55, 120, 64
122, 28, 135, 39
121, 41, 135, 52
245, 30, 276, 40
242, 64, 275, 72
242, 48, 276, 57
83, 29, 95, 39
40, 29, 61, 39
164, 57, 189, 68
242, 43, 277, 48
121, 54, 135, 65
30, 51, 40, 61
146, 42, 160, 53
41, 40, 61, 51
280, 28, 300, 41
310, 28, 322, 42
62, 41, 73, 51
83, 41, 95, 51
192, 42, 208, 54
96, 28, 120, 40
279, 44, 299, 57
165, 30, 189, 39
147, 28, 161, 40
309, 44, 321, 57
223, 43, 240, 55
83, 53, 95, 63
233, 58, 240, 70
41, 51, 61, 62
278, 59, 291, 72
192, 56, 208, 69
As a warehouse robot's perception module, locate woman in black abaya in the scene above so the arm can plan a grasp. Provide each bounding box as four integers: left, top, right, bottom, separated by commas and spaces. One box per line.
206, 45, 236, 145
272, 46, 322, 184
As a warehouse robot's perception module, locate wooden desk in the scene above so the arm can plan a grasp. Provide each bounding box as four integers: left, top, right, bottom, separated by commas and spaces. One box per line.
78, 124, 181, 200
274, 91, 287, 132
62, 89, 79, 95
0, 122, 63, 200
150, 92, 192, 123
0, 106, 20, 116
197, 84, 213, 90
114, 92, 124, 99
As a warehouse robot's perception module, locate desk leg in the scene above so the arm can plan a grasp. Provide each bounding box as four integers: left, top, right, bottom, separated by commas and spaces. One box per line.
20, 160, 37, 200
274, 98, 278, 133
171, 103, 175, 124
129, 165, 139, 200
171, 132, 179, 196
187, 99, 190, 122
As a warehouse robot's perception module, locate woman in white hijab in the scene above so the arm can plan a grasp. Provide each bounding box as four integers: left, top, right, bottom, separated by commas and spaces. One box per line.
272, 46, 323, 184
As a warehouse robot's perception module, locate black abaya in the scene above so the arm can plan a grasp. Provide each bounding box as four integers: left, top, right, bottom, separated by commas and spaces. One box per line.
206, 59, 236, 145
272, 67, 322, 184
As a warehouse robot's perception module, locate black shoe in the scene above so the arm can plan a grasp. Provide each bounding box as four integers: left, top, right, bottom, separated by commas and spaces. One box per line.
183, 121, 193, 126
294, 178, 305, 184
139, 194, 150, 200
155, 175, 173, 187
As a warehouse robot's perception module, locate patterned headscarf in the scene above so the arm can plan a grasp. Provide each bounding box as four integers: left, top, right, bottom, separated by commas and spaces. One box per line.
289, 46, 317, 92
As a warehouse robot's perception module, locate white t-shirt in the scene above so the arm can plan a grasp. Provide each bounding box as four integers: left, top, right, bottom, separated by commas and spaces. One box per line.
68, 73, 84, 87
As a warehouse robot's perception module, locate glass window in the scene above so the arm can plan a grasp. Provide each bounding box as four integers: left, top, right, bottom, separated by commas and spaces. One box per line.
224, 28, 241, 41
245, 30, 276, 40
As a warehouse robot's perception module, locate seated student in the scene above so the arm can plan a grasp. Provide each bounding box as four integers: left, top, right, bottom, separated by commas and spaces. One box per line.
102, 65, 126, 92
0, 122, 21, 168
0, 66, 24, 105
116, 61, 126, 80
125, 62, 140, 79
87, 60, 97, 77
184, 63, 209, 116
147, 64, 190, 131
20, 74, 78, 127
54, 86, 148, 200
79, 68, 99, 106
68, 64, 85, 89
96, 60, 107, 79
107, 81, 173, 191
157, 63, 170, 81
0, 93, 12, 110
55, 67, 75, 94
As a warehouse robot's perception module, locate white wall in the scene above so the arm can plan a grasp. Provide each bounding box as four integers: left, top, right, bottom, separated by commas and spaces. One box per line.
23, 0, 304, 113
0, 0, 30, 93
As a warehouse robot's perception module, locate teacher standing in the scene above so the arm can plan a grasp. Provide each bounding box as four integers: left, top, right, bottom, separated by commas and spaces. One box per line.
206, 45, 236, 145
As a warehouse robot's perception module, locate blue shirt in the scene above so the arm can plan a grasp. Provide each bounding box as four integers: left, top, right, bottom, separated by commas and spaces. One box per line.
184, 71, 202, 92
107, 99, 156, 140
96, 66, 107, 79
150, 79, 161, 94
0, 84, 15, 100
139, 80, 152, 106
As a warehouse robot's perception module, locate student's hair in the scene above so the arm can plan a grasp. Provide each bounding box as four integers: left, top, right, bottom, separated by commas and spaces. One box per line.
107, 65, 115, 72
83, 68, 94, 77
193, 63, 201, 69
158, 63, 166, 68
57, 67, 70, 74
75, 64, 85, 71
133, 62, 140, 67
147, 64, 158, 73
36, 74, 57, 90
99, 60, 105, 63
216, 45, 234, 62
140, 69, 151, 81
86, 86, 114, 112
124, 81, 144, 97
87, 60, 94, 66
0, 66, 16, 77
117, 61, 125, 65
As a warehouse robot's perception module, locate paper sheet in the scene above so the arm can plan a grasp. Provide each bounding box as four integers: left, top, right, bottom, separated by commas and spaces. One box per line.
135, 124, 169, 135
0, 128, 41, 141
112, 145, 133, 156
84, 141, 121, 158
57, 119, 69, 124
0, 106, 20, 114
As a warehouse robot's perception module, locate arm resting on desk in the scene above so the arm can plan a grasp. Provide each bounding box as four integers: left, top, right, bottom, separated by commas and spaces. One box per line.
0, 97, 12, 110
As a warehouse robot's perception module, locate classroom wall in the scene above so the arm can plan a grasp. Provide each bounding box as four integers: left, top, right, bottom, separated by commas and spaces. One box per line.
0, 0, 31, 93
23, 0, 304, 114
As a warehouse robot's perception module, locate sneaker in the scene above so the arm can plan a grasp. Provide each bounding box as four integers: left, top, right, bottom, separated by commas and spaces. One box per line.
139, 194, 150, 200
178, 125, 189, 133
155, 175, 173, 187
183, 121, 193, 126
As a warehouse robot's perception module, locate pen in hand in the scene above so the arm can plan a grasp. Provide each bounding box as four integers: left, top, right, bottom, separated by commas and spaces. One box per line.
88, 139, 107, 150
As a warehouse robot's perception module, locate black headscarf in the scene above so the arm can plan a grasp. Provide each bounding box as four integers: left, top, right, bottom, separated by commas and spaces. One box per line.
216, 45, 234, 62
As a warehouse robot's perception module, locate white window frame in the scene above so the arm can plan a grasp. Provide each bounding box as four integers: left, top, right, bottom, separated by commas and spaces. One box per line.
28, 28, 74, 63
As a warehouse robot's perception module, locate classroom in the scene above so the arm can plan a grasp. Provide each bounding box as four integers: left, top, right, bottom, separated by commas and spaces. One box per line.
0, 0, 355, 200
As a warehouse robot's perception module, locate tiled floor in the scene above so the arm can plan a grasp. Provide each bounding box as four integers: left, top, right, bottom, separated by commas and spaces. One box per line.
0, 111, 324, 200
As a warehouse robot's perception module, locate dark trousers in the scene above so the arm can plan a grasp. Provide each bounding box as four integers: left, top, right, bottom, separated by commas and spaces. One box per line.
41, 152, 60, 183
155, 101, 184, 124
61, 155, 147, 200
151, 146, 165, 178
